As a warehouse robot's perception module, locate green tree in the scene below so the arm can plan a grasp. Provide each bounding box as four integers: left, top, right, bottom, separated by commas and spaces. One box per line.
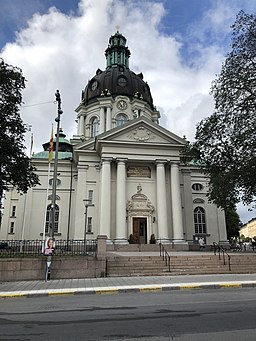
194, 11, 256, 210
225, 206, 240, 240
0, 59, 39, 213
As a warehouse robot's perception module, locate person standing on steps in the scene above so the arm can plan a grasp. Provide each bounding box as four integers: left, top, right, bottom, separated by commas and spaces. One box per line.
199, 237, 205, 251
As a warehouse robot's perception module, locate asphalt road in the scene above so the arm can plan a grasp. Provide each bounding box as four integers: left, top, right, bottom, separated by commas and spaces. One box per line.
0, 288, 256, 340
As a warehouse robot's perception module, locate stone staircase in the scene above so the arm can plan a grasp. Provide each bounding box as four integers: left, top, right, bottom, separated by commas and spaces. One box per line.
106, 252, 256, 277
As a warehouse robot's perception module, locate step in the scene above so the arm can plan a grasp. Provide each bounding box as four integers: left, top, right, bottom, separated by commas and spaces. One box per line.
106, 253, 255, 277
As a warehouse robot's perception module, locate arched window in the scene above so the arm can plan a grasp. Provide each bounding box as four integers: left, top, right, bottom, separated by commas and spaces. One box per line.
90, 117, 99, 137
45, 204, 59, 234
116, 113, 128, 127
194, 207, 206, 234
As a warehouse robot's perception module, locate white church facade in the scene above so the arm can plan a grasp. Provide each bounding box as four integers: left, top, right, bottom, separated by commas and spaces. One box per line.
0, 31, 227, 248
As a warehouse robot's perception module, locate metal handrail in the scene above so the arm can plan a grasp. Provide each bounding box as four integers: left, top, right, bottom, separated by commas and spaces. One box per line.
213, 242, 231, 271
159, 243, 171, 272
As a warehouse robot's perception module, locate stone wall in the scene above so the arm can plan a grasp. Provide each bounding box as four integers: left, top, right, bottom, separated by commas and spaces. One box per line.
0, 256, 106, 281
0, 235, 107, 282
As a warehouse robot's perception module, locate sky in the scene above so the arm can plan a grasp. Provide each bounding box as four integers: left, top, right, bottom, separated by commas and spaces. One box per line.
0, 0, 255, 223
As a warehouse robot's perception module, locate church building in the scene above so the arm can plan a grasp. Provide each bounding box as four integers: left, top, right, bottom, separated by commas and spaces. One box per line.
0, 30, 227, 249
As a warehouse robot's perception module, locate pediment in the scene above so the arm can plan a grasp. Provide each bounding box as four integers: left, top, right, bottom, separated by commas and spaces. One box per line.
97, 117, 186, 146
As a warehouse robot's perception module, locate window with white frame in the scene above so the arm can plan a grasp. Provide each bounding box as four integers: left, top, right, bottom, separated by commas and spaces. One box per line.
88, 190, 93, 205
90, 117, 99, 137
11, 206, 16, 217
87, 217, 92, 233
194, 206, 206, 234
45, 204, 59, 234
9, 222, 15, 234
116, 113, 128, 127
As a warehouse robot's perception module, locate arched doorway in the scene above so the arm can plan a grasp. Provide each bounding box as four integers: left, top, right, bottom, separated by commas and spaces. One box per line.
127, 189, 155, 244
133, 217, 147, 244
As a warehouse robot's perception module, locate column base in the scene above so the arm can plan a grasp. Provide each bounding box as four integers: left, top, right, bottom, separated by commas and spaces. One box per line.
171, 240, 189, 251
113, 239, 129, 245
106, 239, 113, 245
172, 239, 187, 243
156, 238, 172, 244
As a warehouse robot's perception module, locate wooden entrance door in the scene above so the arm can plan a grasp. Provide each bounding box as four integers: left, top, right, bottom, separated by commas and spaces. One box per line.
133, 218, 147, 244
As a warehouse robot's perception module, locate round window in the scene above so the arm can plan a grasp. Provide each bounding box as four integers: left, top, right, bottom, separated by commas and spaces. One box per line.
117, 76, 127, 87
192, 183, 203, 191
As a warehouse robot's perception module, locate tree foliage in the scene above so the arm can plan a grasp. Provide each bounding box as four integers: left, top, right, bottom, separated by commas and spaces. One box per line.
193, 11, 256, 210
0, 58, 39, 199
225, 206, 240, 240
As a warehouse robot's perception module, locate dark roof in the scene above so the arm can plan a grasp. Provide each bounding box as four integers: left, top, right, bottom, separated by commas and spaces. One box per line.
82, 30, 154, 109
82, 66, 154, 109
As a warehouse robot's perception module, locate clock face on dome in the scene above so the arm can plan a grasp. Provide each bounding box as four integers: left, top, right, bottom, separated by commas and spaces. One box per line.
117, 100, 128, 110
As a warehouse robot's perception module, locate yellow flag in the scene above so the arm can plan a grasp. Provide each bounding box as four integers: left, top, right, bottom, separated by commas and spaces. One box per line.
48, 125, 54, 163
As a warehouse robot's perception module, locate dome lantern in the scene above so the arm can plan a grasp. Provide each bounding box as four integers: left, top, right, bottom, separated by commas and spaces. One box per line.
105, 28, 131, 69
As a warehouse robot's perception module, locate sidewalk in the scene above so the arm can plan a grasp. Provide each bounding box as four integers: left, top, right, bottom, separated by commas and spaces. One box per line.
1, 273, 256, 299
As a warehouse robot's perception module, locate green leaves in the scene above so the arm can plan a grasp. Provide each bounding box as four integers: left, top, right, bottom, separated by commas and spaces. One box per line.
0, 58, 40, 196
194, 11, 256, 210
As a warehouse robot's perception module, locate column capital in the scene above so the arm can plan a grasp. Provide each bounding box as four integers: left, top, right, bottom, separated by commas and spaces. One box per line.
77, 164, 89, 170
101, 157, 113, 164
116, 158, 128, 164
155, 159, 167, 165
170, 161, 180, 166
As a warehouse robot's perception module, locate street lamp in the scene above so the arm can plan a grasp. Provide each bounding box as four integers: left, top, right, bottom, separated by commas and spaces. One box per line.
83, 199, 94, 254
50, 90, 63, 239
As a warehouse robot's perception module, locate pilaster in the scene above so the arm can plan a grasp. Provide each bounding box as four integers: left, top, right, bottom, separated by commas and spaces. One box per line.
99, 107, 105, 134
74, 164, 89, 239
106, 107, 112, 131
156, 160, 170, 243
171, 162, 184, 242
99, 158, 112, 240
114, 159, 128, 244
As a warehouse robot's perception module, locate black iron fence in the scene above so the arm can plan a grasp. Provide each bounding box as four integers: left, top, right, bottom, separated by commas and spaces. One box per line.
0, 239, 97, 257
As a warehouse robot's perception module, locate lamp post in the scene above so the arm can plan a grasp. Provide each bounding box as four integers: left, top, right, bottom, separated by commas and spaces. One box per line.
50, 90, 63, 239
83, 199, 94, 254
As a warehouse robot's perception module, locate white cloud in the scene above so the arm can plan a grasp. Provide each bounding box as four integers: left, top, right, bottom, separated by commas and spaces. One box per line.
1, 0, 254, 222
0, 0, 231, 151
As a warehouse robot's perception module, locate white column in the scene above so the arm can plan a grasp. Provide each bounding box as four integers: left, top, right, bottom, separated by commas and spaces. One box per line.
156, 160, 169, 243
115, 159, 128, 244
171, 162, 184, 242
99, 158, 112, 240
106, 107, 112, 131
74, 165, 88, 239
78, 115, 84, 135
99, 107, 105, 134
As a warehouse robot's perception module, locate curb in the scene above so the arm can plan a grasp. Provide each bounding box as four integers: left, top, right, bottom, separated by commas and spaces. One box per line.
1, 281, 256, 299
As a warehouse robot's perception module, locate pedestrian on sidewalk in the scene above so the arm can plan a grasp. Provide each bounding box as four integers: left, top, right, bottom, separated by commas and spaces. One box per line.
199, 237, 205, 251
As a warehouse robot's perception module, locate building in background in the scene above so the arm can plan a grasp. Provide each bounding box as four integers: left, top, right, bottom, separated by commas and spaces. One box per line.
0, 30, 228, 249
239, 218, 256, 239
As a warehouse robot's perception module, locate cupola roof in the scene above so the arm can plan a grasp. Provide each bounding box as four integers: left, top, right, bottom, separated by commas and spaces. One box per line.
82, 30, 154, 109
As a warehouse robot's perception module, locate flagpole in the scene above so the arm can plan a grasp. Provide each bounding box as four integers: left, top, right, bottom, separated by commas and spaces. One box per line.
42, 124, 54, 252
42, 162, 51, 253
20, 125, 33, 252
50, 90, 63, 239
30, 132, 34, 158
